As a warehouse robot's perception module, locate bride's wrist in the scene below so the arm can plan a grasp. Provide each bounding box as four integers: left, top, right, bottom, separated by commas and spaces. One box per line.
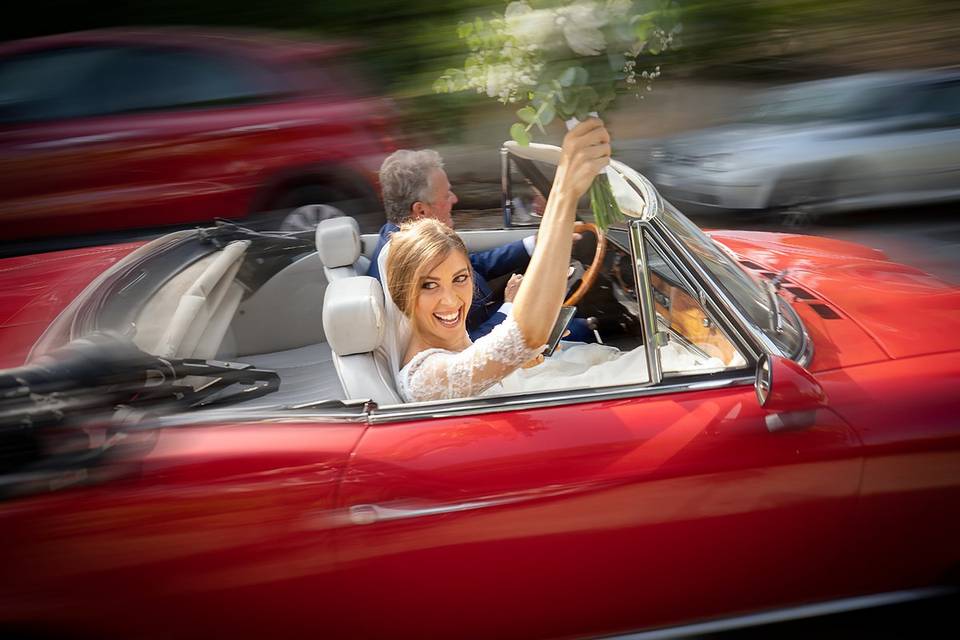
548, 185, 578, 209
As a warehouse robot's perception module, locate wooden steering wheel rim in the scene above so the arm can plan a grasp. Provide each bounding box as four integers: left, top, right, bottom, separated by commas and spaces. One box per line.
564, 221, 606, 306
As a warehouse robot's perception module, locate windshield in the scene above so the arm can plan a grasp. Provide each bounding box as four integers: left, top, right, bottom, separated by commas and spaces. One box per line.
657, 203, 805, 359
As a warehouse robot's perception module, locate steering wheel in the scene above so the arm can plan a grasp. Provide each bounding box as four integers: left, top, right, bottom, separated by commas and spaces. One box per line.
564, 221, 606, 306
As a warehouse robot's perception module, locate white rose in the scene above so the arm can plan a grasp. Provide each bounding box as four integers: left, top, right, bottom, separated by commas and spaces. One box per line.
559, 1, 609, 55
505, 1, 557, 45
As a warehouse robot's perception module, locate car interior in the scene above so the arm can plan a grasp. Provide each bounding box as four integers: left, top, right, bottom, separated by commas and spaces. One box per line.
37, 147, 748, 411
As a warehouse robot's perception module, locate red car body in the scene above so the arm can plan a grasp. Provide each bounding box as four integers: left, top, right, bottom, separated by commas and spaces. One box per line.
0, 28, 397, 243
0, 175, 958, 638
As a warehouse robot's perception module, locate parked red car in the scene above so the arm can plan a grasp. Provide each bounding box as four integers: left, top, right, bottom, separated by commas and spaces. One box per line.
0, 27, 398, 244
0, 143, 958, 639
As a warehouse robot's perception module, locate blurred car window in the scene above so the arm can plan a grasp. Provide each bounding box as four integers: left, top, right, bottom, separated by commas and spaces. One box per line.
741, 81, 895, 124
911, 80, 960, 121
0, 46, 117, 123
0, 45, 284, 124
91, 46, 284, 114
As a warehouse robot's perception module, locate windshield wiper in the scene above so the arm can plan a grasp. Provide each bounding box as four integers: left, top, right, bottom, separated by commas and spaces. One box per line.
764, 269, 789, 334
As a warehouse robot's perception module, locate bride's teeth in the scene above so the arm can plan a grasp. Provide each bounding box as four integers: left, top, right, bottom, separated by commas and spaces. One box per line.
434, 310, 460, 324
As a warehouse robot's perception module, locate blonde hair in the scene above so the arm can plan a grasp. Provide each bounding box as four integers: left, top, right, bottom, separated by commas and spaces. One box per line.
386, 218, 469, 318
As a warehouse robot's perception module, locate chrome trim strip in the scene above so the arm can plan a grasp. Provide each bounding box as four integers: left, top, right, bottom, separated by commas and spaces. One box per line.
500, 146, 512, 227
140, 408, 370, 429
369, 375, 753, 424
630, 221, 662, 385
342, 483, 583, 526
602, 586, 957, 640
123, 374, 754, 429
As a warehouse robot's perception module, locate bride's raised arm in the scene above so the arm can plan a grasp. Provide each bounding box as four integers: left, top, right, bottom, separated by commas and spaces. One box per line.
510, 118, 611, 348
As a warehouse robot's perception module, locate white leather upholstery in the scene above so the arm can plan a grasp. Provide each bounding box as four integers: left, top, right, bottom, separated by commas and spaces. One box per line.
321, 275, 402, 404
136, 240, 249, 359
323, 277, 385, 356
316, 216, 361, 281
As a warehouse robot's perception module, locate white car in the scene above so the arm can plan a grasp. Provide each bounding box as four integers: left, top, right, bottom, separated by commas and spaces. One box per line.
647, 70, 960, 224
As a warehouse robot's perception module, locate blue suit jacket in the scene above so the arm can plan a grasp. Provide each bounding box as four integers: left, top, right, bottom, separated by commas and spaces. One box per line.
366, 223, 530, 341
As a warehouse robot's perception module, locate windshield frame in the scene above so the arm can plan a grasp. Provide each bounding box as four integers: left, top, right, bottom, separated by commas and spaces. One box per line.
605, 161, 811, 365
649, 204, 811, 365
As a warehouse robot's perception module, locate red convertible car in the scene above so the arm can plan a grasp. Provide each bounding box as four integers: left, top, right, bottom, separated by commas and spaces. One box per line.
0, 142, 958, 640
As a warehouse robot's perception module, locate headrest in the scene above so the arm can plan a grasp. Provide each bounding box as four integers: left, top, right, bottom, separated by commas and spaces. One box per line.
322, 276, 385, 356
316, 216, 361, 269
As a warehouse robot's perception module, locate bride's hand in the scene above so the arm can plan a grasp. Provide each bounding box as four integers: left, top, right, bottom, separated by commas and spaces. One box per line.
555, 118, 611, 200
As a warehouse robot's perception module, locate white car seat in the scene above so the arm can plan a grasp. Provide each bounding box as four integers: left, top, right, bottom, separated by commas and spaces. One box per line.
321, 275, 403, 405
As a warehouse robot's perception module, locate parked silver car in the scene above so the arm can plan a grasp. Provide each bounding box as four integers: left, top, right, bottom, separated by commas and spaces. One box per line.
647, 70, 960, 224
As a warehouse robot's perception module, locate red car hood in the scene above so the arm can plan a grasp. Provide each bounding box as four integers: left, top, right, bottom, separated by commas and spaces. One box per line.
0, 243, 140, 369
710, 230, 960, 362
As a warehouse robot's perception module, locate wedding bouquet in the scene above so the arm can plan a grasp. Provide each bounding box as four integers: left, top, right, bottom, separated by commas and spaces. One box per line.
436, 0, 680, 230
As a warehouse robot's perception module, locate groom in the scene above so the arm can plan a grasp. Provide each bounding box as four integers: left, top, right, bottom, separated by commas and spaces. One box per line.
366, 149, 535, 341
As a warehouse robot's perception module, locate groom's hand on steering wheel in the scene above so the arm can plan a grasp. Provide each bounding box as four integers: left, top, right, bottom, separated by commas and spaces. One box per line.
504, 273, 523, 303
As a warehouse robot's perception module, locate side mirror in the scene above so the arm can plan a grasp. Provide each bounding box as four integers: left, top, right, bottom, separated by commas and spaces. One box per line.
755, 354, 828, 432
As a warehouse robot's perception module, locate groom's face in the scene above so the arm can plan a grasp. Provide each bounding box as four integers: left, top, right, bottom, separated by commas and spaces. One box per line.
413, 168, 458, 228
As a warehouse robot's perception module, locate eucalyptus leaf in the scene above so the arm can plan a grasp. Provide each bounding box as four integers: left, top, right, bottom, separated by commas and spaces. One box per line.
516, 106, 538, 124
539, 102, 556, 127
510, 122, 530, 146
633, 22, 651, 43
559, 67, 577, 87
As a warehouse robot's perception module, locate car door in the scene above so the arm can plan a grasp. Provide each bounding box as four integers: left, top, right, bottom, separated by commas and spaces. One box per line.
0, 417, 368, 640
334, 227, 864, 639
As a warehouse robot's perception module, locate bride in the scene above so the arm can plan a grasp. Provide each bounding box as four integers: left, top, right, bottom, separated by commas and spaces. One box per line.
383, 120, 722, 403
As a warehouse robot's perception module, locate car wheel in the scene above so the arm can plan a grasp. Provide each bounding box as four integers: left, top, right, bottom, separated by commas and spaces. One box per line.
257, 185, 383, 233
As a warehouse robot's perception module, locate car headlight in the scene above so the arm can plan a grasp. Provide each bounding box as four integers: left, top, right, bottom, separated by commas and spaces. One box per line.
698, 153, 736, 172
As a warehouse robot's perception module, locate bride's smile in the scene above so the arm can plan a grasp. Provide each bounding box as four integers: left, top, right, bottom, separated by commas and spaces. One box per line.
415, 252, 473, 350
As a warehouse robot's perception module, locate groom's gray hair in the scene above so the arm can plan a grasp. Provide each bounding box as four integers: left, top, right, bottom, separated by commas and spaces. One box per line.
379, 149, 444, 224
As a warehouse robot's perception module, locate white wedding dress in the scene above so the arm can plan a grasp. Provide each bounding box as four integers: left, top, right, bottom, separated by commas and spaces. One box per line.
378, 242, 727, 404
396, 315, 726, 402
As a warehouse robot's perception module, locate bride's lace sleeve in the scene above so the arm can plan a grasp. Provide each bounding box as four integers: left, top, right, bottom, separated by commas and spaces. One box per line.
398, 316, 544, 402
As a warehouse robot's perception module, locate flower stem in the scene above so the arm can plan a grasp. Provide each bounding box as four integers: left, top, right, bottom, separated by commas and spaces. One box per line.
589, 171, 625, 231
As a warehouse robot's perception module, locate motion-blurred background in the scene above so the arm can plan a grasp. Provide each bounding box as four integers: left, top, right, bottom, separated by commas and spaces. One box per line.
2, 0, 959, 279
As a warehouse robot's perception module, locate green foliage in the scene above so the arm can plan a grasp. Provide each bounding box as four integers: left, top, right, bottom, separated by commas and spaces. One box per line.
437, 1, 681, 150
